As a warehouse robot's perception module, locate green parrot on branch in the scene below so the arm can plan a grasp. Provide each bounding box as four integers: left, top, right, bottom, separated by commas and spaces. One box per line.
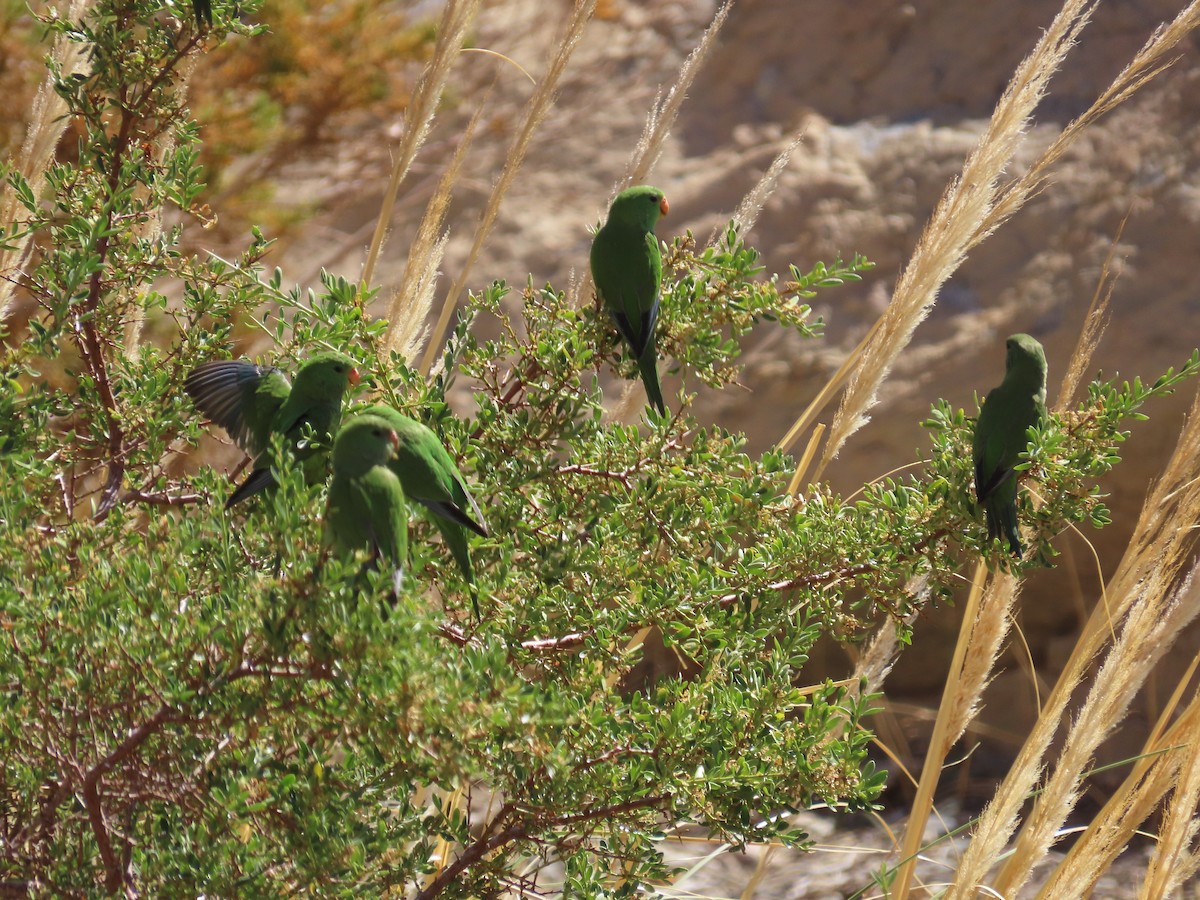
972, 333, 1048, 556
359, 404, 488, 610
185, 351, 360, 509
325, 414, 408, 594
590, 184, 670, 415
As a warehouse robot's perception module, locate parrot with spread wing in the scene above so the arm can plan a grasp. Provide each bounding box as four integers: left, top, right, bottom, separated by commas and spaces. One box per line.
972, 333, 1048, 556
185, 351, 360, 508
590, 184, 670, 415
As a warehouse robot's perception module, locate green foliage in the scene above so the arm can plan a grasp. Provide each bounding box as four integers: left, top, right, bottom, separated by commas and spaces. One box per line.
0, 1, 1194, 896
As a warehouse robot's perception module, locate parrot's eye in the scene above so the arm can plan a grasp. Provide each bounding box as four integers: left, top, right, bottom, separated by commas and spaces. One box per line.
647, 194, 659, 202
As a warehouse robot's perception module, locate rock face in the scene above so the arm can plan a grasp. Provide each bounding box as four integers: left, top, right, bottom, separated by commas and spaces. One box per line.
263, 0, 1200, 777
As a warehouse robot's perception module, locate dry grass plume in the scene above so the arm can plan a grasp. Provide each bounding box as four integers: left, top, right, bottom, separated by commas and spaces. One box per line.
419, 0, 600, 374
0, 0, 97, 325
360, 0, 479, 292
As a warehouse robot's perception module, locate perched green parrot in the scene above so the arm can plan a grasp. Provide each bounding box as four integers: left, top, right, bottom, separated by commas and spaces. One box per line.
972, 333, 1048, 556
185, 351, 360, 509
325, 415, 408, 594
590, 184, 670, 415
359, 404, 488, 605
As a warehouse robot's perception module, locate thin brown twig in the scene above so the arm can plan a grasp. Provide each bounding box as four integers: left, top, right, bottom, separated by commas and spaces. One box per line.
413, 795, 668, 900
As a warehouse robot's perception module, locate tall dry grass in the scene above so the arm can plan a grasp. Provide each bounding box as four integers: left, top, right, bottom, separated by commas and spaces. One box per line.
360, 0, 480, 295
418, 0, 600, 374
0, 0, 97, 325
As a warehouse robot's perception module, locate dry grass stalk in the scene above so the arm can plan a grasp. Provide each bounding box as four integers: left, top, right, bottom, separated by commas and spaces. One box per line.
785, 422, 826, 499
1056, 657, 1200, 897
739, 844, 777, 899
1144, 734, 1200, 896
892, 563, 1009, 899
0, 0, 96, 324
846, 575, 927, 703
383, 103, 485, 360
846, 613, 906, 702
778, 319, 882, 463
1038, 649, 1200, 898
1055, 214, 1125, 409
1140, 732, 1200, 897
983, 2, 1200, 241
950, 387, 1200, 896
809, 0, 1099, 485
944, 573, 1019, 746
419, 0, 599, 373
891, 198, 1122, 896
838, 580, 930, 807
706, 129, 805, 249
990, 425, 1200, 896
1039, 744, 1180, 899
360, 0, 479, 291
623, 0, 731, 188
607, 379, 646, 425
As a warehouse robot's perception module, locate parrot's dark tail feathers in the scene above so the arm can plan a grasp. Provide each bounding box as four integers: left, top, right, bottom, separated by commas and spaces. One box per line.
422, 497, 487, 538
468, 583, 482, 621
986, 499, 1024, 558
638, 349, 666, 416
193, 0, 213, 27
435, 518, 479, 619
225, 467, 276, 509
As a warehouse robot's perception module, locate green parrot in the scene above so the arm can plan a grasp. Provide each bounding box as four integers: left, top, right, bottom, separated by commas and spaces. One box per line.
185, 351, 360, 509
359, 404, 488, 605
972, 333, 1048, 556
325, 414, 408, 594
590, 184, 670, 415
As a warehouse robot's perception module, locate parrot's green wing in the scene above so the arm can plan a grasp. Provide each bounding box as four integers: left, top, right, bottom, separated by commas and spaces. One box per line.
185, 360, 290, 458
590, 224, 662, 359
973, 386, 1025, 554
327, 468, 408, 594
362, 405, 487, 538
972, 386, 1022, 502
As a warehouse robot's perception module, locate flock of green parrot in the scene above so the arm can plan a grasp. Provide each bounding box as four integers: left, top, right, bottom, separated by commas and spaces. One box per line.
183, 185, 1050, 602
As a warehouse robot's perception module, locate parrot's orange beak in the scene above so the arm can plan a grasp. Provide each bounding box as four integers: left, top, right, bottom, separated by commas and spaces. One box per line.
348, 367, 361, 385
386, 428, 400, 452
659, 196, 669, 217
